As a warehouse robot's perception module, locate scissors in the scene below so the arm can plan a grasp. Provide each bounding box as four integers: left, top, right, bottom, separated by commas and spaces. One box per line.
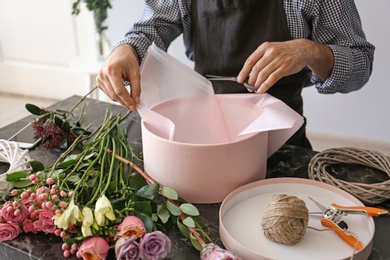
309, 197, 388, 250
206, 75, 258, 91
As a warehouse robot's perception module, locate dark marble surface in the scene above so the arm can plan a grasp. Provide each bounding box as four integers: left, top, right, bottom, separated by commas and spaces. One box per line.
0, 96, 389, 260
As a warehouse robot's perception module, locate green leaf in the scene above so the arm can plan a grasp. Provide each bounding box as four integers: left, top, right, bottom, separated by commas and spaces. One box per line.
72, 127, 90, 136
136, 183, 159, 200
134, 201, 152, 216
62, 120, 71, 132
67, 175, 81, 184
177, 218, 190, 239
190, 233, 204, 251
129, 173, 148, 190
182, 216, 195, 228
83, 152, 97, 161
157, 205, 170, 224
54, 115, 64, 128
160, 186, 178, 200
59, 138, 68, 150
29, 160, 44, 171
6, 171, 28, 182
25, 103, 42, 115
12, 179, 33, 188
166, 200, 181, 216
136, 212, 154, 233
86, 176, 98, 188
179, 203, 200, 216
56, 159, 76, 169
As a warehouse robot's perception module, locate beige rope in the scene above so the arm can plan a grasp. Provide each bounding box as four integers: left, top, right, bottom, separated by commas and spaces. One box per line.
308, 147, 390, 205
261, 194, 309, 245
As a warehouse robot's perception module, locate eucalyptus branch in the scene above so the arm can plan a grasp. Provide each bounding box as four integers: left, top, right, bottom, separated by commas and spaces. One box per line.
106, 150, 211, 248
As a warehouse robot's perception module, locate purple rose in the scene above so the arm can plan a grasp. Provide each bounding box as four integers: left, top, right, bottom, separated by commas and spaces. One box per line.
115, 236, 140, 260
139, 231, 171, 260
200, 243, 242, 260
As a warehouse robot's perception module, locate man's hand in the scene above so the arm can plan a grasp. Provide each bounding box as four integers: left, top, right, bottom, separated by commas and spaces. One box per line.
96, 44, 141, 111
237, 39, 334, 93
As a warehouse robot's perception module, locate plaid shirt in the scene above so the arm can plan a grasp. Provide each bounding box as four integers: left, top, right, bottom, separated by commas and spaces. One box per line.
116, 0, 375, 94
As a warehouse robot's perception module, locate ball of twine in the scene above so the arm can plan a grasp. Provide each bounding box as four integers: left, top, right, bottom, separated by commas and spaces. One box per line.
261, 194, 309, 245
308, 147, 390, 205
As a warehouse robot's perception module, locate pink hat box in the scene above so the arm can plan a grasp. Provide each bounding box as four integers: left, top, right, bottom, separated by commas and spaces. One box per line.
141, 95, 268, 203
138, 44, 304, 204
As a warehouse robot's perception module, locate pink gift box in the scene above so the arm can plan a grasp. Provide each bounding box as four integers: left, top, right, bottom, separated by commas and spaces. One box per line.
138, 44, 304, 203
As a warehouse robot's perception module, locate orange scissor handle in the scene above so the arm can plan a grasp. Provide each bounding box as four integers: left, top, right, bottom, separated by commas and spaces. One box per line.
321, 218, 364, 251
331, 203, 389, 217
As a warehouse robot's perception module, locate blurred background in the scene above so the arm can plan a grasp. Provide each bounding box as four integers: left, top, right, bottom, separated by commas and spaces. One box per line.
0, 0, 389, 155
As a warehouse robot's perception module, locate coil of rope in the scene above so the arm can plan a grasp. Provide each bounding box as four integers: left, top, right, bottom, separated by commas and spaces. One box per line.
308, 147, 390, 205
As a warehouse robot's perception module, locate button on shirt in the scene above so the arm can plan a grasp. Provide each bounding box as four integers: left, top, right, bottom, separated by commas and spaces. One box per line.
115, 0, 375, 94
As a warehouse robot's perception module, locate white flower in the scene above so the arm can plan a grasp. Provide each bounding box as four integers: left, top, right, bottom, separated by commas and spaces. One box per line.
81, 207, 94, 237
94, 194, 115, 226
53, 195, 82, 229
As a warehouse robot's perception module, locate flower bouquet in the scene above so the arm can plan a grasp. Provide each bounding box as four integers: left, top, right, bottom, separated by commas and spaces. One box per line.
0, 90, 241, 260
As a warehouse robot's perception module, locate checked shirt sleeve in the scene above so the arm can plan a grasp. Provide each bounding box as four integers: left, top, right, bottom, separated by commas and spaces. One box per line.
114, 1, 185, 63
287, 0, 375, 94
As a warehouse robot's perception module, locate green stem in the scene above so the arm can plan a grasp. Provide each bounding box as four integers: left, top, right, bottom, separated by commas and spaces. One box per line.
101, 136, 116, 194
48, 124, 92, 177
87, 135, 110, 206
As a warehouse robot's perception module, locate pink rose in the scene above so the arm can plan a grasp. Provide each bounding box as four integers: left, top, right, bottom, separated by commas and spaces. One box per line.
22, 218, 37, 234
115, 216, 146, 240
0, 221, 22, 242
139, 231, 171, 260
33, 209, 56, 234
79, 236, 110, 260
115, 236, 140, 260
200, 243, 242, 260
1, 201, 28, 224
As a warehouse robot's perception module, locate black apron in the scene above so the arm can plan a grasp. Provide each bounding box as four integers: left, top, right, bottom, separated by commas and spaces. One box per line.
192, 0, 312, 148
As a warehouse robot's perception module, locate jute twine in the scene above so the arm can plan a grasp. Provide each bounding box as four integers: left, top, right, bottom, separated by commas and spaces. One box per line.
261, 194, 309, 245
308, 147, 390, 205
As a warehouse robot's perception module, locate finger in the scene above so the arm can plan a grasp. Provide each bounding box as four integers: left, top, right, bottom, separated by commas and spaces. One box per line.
97, 72, 130, 108
256, 67, 284, 94
128, 69, 141, 105
107, 72, 137, 111
237, 45, 266, 83
252, 58, 280, 88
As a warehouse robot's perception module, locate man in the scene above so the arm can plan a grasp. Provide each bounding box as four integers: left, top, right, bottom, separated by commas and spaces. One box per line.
96, 0, 374, 148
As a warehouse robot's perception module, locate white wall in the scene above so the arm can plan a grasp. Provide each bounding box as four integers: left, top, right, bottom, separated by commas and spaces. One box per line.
106, 0, 390, 153
301, 0, 390, 151
0, 0, 102, 100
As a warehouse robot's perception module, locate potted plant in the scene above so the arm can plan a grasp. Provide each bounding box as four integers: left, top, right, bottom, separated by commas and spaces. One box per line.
72, 0, 112, 59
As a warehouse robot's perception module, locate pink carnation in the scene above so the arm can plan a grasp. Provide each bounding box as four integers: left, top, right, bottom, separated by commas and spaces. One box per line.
0, 221, 22, 242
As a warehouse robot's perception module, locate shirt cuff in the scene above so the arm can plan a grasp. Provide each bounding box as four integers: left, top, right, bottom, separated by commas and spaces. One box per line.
312, 45, 353, 94
113, 36, 152, 63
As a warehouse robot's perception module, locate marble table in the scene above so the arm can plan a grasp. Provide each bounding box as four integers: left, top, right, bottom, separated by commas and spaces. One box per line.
0, 95, 389, 260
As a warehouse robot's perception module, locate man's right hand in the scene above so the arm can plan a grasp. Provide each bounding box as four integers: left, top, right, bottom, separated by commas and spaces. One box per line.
96, 44, 141, 111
